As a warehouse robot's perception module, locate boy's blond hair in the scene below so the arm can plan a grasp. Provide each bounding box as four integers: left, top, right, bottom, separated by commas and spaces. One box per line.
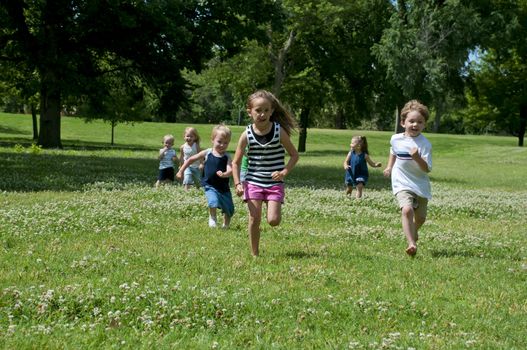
163, 134, 175, 143
400, 100, 429, 122
211, 124, 232, 141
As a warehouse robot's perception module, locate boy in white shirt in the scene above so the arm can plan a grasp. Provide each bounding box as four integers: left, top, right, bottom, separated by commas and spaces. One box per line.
383, 100, 432, 256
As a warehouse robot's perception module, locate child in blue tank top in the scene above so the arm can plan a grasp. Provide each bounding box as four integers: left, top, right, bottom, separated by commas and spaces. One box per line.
343, 135, 381, 198
177, 125, 234, 229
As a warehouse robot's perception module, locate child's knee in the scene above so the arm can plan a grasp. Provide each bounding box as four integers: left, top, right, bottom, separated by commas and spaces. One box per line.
401, 206, 414, 217
268, 217, 281, 226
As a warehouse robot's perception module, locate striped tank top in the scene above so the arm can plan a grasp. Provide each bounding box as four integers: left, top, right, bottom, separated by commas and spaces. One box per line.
245, 122, 285, 188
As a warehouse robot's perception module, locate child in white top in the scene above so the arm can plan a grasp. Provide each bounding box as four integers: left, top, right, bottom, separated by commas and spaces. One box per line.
179, 127, 202, 190
155, 134, 178, 187
383, 100, 432, 256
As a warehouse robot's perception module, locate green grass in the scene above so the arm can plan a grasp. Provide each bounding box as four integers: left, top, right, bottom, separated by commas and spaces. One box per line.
1, 113, 526, 349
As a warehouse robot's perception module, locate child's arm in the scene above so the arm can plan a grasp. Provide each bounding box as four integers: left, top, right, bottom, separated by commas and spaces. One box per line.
178, 145, 185, 167
343, 151, 351, 170
410, 147, 430, 173
232, 131, 248, 196
272, 129, 299, 181
383, 153, 395, 177
176, 150, 207, 180
158, 147, 167, 160
365, 154, 381, 168
216, 158, 232, 178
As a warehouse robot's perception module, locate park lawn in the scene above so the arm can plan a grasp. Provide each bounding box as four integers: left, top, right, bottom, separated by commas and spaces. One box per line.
1, 113, 526, 349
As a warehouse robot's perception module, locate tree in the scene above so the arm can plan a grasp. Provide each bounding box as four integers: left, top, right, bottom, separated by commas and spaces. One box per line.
373, 0, 481, 132
0, 0, 281, 148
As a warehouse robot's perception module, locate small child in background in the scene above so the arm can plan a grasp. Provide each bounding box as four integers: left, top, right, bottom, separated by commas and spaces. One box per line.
156, 134, 178, 187
179, 127, 202, 190
343, 135, 381, 198
383, 100, 432, 257
177, 125, 234, 229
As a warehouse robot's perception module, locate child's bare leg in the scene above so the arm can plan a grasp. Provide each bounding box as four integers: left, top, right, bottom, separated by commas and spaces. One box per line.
222, 213, 231, 228
356, 183, 364, 199
414, 213, 426, 242
266, 201, 282, 226
208, 207, 217, 228
247, 200, 263, 256
155, 180, 161, 187
184, 184, 191, 191
346, 185, 353, 195
401, 205, 417, 255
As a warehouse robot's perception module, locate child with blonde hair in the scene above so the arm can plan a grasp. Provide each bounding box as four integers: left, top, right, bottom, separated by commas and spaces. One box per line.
179, 127, 202, 190
155, 134, 178, 187
383, 100, 432, 256
232, 90, 299, 256
343, 135, 381, 198
177, 125, 234, 228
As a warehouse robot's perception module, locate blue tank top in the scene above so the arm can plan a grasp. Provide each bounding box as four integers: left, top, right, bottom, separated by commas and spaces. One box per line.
201, 149, 231, 193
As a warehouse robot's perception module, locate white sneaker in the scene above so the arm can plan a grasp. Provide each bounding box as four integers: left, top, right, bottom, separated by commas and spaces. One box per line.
208, 217, 217, 228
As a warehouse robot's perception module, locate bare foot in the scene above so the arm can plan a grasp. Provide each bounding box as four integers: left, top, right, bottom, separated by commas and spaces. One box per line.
405, 245, 417, 256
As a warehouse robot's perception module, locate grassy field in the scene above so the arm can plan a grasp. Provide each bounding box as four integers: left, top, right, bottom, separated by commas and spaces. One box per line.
1, 113, 526, 349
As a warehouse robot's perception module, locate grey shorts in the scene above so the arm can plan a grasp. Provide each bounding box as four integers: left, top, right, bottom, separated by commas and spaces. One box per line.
395, 190, 428, 218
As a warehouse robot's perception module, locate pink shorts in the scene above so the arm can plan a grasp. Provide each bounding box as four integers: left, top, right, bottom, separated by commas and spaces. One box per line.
243, 182, 285, 203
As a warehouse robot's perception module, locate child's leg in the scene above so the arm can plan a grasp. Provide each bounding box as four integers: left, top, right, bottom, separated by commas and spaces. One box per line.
346, 185, 353, 195
209, 207, 217, 227
266, 200, 282, 226
184, 184, 191, 191
356, 183, 364, 198
247, 199, 263, 256
401, 205, 417, 255
222, 213, 231, 228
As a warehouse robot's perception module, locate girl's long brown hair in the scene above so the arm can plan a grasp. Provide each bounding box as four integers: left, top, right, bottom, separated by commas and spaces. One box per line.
246, 90, 297, 136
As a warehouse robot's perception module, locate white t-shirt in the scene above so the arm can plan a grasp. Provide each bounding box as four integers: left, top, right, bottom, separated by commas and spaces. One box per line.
389, 133, 432, 199
183, 143, 200, 169
159, 149, 176, 169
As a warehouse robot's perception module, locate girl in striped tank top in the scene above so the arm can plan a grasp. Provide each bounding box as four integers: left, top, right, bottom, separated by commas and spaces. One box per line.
232, 90, 299, 256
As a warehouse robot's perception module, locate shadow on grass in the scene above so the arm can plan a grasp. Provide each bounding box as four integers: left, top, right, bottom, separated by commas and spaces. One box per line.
430, 249, 522, 261
0, 126, 30, 136
0, 139, 155, 152
284, 250, 321, 259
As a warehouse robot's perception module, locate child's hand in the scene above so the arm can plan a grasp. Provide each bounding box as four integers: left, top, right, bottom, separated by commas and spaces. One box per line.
344, 164, 350, 170
383, 167, 391, 177
271, 170, 285, 181
216, 170, 226, 178
375, 162, 382, 168
410, 147, 419, 159
235, 184, 244, 197
176, 171, 182, 180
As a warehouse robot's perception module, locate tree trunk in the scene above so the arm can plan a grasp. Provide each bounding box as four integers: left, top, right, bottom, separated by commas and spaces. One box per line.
298, 107, 309, 153
37, 76, 62, 148
272, 30, 295, 97
334, 108, 345, 129
111, 121, 116, 145
394, 105, 404, 133
31, 103, 39, 140
519, 103, 526, 147
433, 98, 444, 133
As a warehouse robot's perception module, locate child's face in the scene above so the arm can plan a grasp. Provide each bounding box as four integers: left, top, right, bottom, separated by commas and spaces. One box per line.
402, 110, 426, 137
247, 97, 274, 124
164, 139, 174, 148
350, 138, 362, 150
212, 133, 230, 154
184, 132, 195, 144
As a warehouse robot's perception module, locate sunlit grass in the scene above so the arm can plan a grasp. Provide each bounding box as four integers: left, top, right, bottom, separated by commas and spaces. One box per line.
1, 113, 526, 349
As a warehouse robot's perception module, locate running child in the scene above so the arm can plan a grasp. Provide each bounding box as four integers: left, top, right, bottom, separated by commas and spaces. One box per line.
343, 135, 381, 198
155, 134, 178, 187
179, 127, 202, 190
383, 100, 432, 256
177, 125, 234, 229
232, 90, 299, 256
